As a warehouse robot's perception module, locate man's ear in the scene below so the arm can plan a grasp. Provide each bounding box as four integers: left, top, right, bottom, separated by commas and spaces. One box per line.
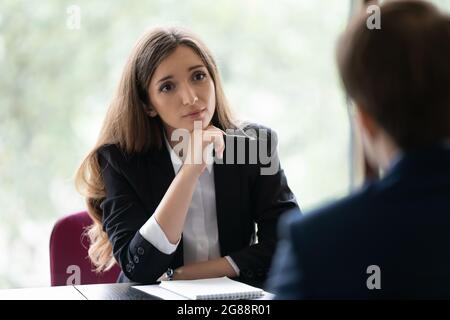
355, 105, 379, 140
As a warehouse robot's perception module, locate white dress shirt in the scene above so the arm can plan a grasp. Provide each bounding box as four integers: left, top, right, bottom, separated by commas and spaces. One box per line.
139, 138, 240, 275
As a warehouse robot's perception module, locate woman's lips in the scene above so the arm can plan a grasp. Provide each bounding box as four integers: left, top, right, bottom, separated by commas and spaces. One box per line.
184, 108, 206, 119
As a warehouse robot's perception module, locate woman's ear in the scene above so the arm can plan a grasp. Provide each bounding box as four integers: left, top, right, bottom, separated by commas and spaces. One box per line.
149, 109, 158, 117
145, 107, 158, 117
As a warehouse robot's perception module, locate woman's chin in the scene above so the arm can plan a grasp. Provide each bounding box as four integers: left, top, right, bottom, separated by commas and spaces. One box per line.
183, 119, 211, 131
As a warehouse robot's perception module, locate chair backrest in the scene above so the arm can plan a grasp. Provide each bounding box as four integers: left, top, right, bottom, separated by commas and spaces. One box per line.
49, 211, 121, 286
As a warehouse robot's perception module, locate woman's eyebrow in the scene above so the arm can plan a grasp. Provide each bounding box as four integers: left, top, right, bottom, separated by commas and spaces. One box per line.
157, 75, 173, 84
156, 65, 205, 84
188, 64, 205, 71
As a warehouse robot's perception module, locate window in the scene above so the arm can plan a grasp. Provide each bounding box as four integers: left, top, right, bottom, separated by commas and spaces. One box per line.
0, 0, 351, 288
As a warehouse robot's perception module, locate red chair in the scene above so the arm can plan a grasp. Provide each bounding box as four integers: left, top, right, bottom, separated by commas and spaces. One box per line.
49, 211, 121, 286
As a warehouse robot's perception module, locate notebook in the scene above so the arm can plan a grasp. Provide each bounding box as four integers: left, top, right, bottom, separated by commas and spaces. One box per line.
158, 277, 264, 300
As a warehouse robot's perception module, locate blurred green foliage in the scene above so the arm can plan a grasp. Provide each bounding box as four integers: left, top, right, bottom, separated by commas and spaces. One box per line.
3, 0, 447, 289
0, 0, 349, 288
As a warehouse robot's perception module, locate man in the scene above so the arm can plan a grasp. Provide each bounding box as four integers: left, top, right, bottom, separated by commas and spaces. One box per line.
267, 0, 450, 299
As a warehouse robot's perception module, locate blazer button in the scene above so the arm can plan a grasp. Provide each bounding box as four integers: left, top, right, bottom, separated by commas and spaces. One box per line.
133, 255, 139, 264
126, 264, 132, 273
245, 270, 254, 278
137, 247, 145, 255
129, 261, 134, 269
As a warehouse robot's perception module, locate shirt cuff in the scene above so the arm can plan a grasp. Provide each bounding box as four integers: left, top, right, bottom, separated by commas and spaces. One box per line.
139, 216, 180, 255
225, 256, 240, 276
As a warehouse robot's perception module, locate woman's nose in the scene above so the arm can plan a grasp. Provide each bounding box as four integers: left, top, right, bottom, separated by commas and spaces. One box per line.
180, 84, 197, 106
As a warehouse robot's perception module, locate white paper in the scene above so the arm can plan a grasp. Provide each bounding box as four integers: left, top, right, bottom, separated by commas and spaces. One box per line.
154, 277, 264, 300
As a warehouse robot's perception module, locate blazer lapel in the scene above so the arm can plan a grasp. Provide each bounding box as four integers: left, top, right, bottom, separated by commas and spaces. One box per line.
147, 143, 176, 204
148, 138, 245, 263
214, 137, 243, 256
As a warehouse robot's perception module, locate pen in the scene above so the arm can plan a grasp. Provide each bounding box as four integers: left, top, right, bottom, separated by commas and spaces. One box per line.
219, 129, 257, 141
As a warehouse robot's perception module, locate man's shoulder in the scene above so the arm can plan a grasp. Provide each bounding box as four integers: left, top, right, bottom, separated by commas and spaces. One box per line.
285, 185, 377, 239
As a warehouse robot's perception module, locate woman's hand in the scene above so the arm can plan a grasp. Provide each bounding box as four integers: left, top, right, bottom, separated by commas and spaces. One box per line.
151, 125, 224, 245
183, 125, 225, 175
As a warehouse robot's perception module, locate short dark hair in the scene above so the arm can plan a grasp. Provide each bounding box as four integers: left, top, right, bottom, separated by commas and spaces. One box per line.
337, 0, 450, 149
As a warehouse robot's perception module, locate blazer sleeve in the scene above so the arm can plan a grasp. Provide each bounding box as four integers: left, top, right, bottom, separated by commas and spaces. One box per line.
97, 145, 175, 284
228, 127, 301, 283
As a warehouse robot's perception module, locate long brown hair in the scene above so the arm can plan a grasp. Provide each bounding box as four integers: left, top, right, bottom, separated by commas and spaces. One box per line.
75, 26, 235, 272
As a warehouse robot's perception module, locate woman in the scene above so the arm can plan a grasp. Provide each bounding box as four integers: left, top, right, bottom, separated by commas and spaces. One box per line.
75, 26, 299, 285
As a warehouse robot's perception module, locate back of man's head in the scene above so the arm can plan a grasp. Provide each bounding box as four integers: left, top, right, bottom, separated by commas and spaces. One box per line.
337, 0, 450, 150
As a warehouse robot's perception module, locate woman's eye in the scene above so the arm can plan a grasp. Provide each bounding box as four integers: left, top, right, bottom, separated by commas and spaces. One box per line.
160, 82, 174, 93
193, 72, 206, 81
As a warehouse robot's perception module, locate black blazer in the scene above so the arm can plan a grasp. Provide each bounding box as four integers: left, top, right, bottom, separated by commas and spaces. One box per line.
98, 123, 299, 285
267, 145, 450, 299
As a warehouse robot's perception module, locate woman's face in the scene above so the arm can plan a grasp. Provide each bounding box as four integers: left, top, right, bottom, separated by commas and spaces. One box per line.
148, 45, 216, 136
